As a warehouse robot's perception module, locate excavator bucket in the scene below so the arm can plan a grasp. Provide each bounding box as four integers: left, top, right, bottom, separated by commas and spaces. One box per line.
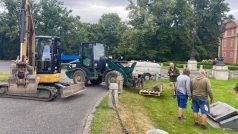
7, 62, 39, 94
0, 62, 57, 101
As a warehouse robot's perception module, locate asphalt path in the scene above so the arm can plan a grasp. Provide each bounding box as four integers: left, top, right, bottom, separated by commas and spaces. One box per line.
0, 60, 11, 72
0, 61, 108, 134
0, 85, 107, 134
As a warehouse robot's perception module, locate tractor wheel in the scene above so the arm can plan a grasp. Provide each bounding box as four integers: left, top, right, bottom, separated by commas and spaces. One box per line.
90, 76, 102, 85
72, 70, 86, 84
105, 71, 123, 89
143, 73, 151, 81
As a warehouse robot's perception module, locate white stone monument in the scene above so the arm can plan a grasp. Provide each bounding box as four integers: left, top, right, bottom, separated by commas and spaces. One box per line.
187, 60, 197, 71
213, 65, 229, 80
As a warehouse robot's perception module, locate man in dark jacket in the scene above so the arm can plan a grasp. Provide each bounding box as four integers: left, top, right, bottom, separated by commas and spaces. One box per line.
168, 63, 180, 97
191, 69, 214, 130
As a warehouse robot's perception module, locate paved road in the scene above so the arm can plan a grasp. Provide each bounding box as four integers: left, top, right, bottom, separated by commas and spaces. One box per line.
0, 85, 107, 134
0, 61, 108, 134
0, 60, 11, 72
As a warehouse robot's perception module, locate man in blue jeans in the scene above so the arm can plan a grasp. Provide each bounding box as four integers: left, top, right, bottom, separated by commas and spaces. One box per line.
176, 68, 191, 121
191, 69, 214, 130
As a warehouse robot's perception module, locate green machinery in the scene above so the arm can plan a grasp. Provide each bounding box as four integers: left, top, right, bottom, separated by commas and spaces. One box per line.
65, 43, 138, 88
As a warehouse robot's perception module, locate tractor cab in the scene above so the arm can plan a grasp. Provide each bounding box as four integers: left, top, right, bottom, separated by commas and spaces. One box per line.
79, 42, 106, 71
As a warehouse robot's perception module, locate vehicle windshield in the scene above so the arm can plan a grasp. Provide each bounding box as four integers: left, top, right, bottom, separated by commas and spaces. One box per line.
93, 43, 105, 60
36, 38, 52, 72
81, 43, 93, 67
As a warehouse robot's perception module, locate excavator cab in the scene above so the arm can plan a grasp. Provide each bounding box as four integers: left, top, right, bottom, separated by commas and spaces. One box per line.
35, 36, 61, 83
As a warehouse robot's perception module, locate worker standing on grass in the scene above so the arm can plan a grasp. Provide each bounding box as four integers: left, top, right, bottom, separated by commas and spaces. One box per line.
191, 69, 214, 130
168, 63, 180, 97
176, 68, 191, 121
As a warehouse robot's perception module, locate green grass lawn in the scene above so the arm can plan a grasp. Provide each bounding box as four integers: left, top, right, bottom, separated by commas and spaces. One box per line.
0, 72, 9, 81
90, 96, 121, 134
91, 79, 238, 134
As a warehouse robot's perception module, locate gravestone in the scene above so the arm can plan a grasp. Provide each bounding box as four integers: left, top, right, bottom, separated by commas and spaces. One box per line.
187, 60, 197, 71
146, 129, 168, 134
207, 101, 238, 130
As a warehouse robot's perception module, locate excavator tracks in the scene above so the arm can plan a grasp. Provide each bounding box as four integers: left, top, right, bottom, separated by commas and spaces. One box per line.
0, 82, 85, 101
0, 84, 58, 101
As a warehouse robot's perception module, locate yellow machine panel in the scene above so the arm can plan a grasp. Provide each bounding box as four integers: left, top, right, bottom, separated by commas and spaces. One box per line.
37, 73, 61, 83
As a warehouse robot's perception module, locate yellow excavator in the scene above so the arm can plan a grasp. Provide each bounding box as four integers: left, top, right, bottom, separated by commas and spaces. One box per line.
0, 0, 85, 101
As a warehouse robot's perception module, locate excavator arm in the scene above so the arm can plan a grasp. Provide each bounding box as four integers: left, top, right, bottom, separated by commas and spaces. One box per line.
18, 0, 36, 68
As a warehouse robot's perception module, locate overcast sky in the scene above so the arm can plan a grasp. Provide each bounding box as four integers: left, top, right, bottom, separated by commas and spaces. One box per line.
61, 0, 238, 23
60, 0, 129, 23
0, 0, 237, 23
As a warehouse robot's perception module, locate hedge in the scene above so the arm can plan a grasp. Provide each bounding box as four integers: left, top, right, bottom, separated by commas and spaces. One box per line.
228, 66, 238, 70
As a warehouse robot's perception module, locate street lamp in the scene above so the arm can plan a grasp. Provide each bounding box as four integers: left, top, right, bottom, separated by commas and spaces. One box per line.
190, 28, 196, 60
216, 20, 226, 66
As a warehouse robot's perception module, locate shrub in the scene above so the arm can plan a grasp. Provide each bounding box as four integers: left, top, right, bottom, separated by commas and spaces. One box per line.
197, 64, 213, 69
228, 66, 238, 70
175, 64, 184, 68
225, 63, 238, 66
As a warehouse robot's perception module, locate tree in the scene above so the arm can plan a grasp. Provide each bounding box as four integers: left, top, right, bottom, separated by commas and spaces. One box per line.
192, 0, 229, 60
0, 0, 88, 58
33, 0, 86, 54
0, 0, 20, 59
0, 0, 231, 61
97, 13, 124, 55
170, 0, 194, 60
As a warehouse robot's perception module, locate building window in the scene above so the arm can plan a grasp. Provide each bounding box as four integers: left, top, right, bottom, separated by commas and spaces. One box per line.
223, 52, 226, 57
230, 52, 233, 58
223, 39, 227, 47
231, 38, 235, 48
231, 29, 235, 35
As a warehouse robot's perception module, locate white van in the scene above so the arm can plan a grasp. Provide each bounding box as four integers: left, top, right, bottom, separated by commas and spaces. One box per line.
129, 61, 161, 80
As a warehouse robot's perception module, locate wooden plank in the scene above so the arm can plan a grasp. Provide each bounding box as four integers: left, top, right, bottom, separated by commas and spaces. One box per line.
139, 90, 161, 96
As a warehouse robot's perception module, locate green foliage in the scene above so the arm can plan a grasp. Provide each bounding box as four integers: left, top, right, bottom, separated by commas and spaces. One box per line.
175, 64, 184, 68
197, 62, 213, 69
0, 0, 20, 59
192, 0, 229, 60
0, 0, 231, 62
228, 66, 238, 71
225, 63, 238, 66
33, 0, 86, 54
98, 13, 126, 56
